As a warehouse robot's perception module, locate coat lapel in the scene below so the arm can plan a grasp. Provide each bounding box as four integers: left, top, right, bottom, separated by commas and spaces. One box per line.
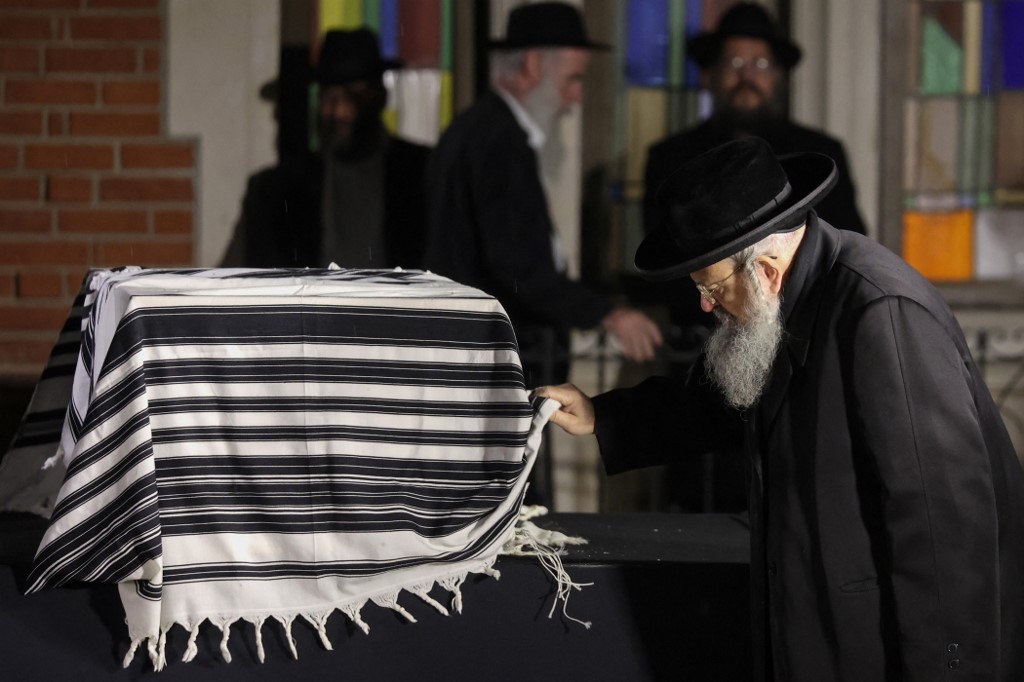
758, 215, 841, 431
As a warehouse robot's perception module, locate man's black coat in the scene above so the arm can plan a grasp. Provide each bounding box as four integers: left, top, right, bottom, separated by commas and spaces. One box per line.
424, 90, 611, 336
593, 215, 1024, 681
221, 137, 430, 269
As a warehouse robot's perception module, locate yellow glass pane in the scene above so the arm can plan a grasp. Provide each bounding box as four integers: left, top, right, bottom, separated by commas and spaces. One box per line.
903, 210, 974, 281
625, 88, 667, 199
319, 0, 362, 33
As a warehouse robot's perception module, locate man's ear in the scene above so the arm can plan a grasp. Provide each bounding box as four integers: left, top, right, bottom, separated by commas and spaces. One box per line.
758, 256, 784, 296
521, 49, 544, 87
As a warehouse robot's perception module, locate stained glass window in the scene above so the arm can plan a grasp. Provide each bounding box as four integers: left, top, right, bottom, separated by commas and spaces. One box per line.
903, 0, 1024, 282
612, 0, 738, 268
316, 0, 454, 145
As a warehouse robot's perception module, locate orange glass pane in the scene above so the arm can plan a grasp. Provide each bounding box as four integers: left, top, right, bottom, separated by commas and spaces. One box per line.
903, 210, 974, 281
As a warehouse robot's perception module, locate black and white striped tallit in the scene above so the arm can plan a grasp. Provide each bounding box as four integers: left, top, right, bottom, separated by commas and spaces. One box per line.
22, 267, 572, 670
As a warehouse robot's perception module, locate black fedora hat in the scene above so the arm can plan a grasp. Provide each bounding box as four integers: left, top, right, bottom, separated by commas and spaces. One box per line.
489, 2, 608, 50
634, 137, 837, 280
315, 28, 402, 87
688, 2, 802, 69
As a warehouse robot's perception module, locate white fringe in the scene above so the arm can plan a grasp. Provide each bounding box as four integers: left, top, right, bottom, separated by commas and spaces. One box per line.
503, 509, 593, 629
118, 509, 590, 670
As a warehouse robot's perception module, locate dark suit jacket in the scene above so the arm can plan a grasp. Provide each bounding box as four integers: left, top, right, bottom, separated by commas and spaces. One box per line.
424, 91, 611, 335
221, 136, 430, 269
593, 214, 1024, 681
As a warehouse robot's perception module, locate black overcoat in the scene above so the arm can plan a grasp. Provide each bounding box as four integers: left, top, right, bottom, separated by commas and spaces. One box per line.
221, 136, 430, 269
593, 215, 1024, 681
424, 90, 611, 334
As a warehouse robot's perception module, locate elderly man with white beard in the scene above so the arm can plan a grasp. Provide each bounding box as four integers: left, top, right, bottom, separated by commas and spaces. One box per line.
424, 2, 662, 390
536, 138, 1024, 681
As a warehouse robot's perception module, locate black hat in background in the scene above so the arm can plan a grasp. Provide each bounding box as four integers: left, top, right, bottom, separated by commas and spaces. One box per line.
688, 2, 802, 70
315, 28, 402, 87
634, 137, 837, 280
489, 2, 609, 51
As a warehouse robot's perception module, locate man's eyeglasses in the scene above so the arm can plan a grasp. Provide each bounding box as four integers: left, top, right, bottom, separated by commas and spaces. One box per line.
723, 56, 775, 73
694, 265, 743, 306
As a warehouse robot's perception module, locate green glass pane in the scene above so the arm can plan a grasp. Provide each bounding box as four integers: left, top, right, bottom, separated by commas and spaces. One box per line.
668, 0, 686, 88
904, 98, 920, 191
960, 99, 980, 192
919, 98, 960, 191
977, 96, 995, 193
921, 13, 964, 93
362, 0, 381, 30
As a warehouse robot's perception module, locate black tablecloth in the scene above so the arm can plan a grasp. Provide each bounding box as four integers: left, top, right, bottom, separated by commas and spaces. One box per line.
0, 512, 751, 681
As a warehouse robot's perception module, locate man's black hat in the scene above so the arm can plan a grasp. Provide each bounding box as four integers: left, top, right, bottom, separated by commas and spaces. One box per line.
489, 2, 608, 51
315, 28, 402, 87
634, 137, 836, 280
688, 2, 802, 69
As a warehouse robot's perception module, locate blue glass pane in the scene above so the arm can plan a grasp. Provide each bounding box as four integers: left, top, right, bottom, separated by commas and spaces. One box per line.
981, 1, 998, 94
379, 0, 399, 60
1003, 1, 1024, 88
626, 0, 670, 86
684, 0, 702, 87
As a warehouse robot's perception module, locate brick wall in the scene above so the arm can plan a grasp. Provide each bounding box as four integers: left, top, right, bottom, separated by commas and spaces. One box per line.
0, 0, 197, 381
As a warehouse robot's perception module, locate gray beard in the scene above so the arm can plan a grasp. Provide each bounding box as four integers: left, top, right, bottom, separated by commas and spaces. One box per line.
704, 275, 784, 409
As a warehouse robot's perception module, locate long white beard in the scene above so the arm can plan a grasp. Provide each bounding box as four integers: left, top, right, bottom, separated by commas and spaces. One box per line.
704, 272, 784, 409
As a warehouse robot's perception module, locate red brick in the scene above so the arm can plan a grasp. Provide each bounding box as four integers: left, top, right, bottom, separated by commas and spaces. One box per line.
46, 47, 136, 73
95, 240, 192, 267
0, 241, 90, 266
103, 80, 159, 105
121, 143, 192, 168
69, 112, 160, 136
60, 208, 146, 232
0, 145, 17, 169
65, 269, 90, 293
100, 177, 192, 202
0, 304, 68, 330
6, 79, 96, 105
154, 209, 191, 234
25, 144, 114, 170
70, 16, 161, 41
0, 338, 54, 369
47, 111, 64, 135
0, 46, 39, 72
0, 112, 43, 135
47, 176, 92, 202
87, 0, 159, 7
0, 0, 81, 8
0, 16, 51, 40
0, 209, 51, 232
16, 271, 63, 298
142, 46, 159, 72
0, 177, 40, 201
0, 273, 14, 297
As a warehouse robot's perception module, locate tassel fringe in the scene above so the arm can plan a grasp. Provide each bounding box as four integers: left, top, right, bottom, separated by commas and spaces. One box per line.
117, 509, 589, 669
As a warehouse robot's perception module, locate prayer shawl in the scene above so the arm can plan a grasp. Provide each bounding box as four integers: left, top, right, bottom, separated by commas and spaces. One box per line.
23, 267, 566, 670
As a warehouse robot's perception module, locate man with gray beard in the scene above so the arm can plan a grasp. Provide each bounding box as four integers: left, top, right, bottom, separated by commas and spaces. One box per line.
536, 138, 1024, 681
424, 2, 662, 388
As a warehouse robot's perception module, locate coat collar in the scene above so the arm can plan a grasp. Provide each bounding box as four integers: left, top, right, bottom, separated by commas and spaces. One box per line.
757, 212, 842, 430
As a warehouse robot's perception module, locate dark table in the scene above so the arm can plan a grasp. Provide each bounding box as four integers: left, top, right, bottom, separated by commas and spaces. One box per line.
0, 512, 751, 681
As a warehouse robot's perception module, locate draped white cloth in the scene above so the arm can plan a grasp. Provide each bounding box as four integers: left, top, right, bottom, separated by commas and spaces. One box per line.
24, 267, 558, 670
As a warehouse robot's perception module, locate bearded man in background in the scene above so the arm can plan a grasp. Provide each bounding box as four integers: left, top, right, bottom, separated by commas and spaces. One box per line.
425, 2, 663, 387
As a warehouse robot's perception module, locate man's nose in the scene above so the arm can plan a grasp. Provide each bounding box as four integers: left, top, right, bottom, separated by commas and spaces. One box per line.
700, 296, 717, 313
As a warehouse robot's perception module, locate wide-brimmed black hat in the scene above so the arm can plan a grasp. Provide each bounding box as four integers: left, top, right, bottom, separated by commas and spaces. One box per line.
688, 2, 802, 69
489, 2, 609, 50
634, 137, 837, 280
315, 28, 402, 87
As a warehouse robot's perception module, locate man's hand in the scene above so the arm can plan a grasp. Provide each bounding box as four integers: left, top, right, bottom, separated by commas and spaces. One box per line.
533, 383, 596, 435
601, 306, 663, 362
